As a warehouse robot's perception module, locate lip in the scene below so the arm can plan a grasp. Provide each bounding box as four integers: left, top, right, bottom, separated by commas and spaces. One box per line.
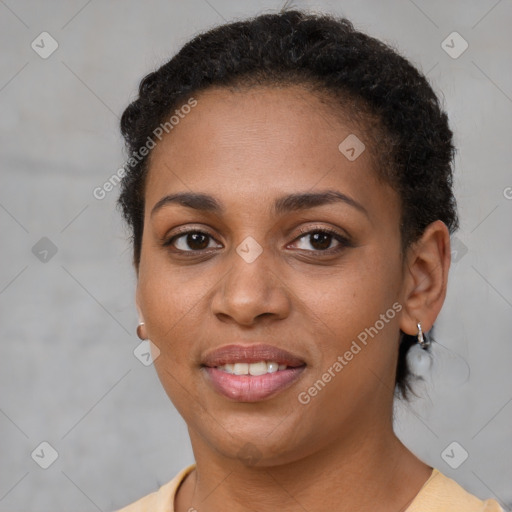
201, 344, 307, 402
201, 344, 305, 367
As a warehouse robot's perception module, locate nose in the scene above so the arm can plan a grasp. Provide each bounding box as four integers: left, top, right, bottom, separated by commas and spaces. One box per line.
210, 246, 291, 327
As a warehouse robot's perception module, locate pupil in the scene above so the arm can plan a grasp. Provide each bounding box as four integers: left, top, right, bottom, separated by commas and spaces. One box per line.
311, 232, 331, 250
188, 233, 208, 250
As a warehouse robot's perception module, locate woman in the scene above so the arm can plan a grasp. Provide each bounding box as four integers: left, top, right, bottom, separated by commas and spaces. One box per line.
114, 9, 503, 512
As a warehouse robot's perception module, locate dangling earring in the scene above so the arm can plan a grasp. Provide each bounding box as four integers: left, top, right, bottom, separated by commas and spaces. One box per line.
406, 321, 432, 376
136, 322, 146, 340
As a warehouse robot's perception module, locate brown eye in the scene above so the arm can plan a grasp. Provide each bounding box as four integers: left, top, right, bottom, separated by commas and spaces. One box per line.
307, 232, 333, 250
291, 228, 351, 253
164, 231, 222, 252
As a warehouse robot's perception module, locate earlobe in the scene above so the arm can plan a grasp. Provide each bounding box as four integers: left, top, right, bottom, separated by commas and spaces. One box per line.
399, 220, 451, 336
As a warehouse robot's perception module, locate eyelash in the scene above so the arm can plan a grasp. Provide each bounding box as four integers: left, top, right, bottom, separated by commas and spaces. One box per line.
162, 225, 351, 256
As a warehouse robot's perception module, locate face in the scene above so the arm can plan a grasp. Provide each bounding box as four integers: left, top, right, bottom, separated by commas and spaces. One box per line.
136, 85, 406, 466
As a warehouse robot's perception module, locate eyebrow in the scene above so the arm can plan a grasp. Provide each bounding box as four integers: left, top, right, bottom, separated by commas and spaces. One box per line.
150, 189, 369, 218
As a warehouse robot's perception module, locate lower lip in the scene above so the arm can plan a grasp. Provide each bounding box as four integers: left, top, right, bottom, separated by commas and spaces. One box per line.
203, 366, 306, 402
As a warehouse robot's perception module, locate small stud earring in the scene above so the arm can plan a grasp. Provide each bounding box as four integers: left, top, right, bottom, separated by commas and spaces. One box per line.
136, 322, 146, 340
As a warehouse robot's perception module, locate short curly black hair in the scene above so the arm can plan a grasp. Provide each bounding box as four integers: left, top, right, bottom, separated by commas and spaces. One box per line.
118, 9, 458, 399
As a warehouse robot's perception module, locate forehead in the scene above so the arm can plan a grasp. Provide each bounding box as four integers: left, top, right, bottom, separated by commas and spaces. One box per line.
144, 85, 396, 223
149, 85, 363, 164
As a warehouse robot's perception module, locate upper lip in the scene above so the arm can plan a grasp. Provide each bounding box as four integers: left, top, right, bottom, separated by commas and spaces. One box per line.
201, 344, 306, 368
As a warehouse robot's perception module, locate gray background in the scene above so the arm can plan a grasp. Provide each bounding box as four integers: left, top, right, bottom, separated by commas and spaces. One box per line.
1, 0, 511, 510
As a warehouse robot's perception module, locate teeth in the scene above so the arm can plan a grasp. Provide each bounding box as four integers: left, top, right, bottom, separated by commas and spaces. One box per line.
223, 363, 234, 374
233, 363, 249, 375
249, 361, 268, 376
267, 362, 279, 373
217, 361, 288, 375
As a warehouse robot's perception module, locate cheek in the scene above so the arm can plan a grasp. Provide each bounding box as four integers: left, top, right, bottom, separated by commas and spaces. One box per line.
138, 269, 205, 413
137, 260, 199, 358
307, 248, 401, 342
299, 248, 403, 404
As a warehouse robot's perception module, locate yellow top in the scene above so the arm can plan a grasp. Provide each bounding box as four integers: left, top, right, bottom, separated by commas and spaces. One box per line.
114, 465, 504, 512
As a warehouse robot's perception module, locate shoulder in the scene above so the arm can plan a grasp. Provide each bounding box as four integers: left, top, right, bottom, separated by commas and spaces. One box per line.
113, 465, 196, 512
406, 468, 504, 512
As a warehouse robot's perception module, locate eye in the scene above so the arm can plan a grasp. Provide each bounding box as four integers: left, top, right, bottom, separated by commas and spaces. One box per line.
163, 230, 222, 253
162, 226, 351, 255
290, 227, 351, 253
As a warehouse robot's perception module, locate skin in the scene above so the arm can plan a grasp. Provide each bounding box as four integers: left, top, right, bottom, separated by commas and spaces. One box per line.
135, 85, 451, 512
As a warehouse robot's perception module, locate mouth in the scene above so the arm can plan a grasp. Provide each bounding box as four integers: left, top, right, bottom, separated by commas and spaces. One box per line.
201, 344, 307, 402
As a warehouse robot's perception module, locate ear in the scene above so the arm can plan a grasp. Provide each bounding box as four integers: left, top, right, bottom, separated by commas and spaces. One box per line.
135, 286, 148, 340
399, 220, 451, 336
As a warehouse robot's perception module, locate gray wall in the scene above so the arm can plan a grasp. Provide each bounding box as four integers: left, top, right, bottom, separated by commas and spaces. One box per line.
1, 1, 511, 510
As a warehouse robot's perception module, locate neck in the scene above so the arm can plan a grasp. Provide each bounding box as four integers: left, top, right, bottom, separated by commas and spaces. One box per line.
175, 419, 432, 512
